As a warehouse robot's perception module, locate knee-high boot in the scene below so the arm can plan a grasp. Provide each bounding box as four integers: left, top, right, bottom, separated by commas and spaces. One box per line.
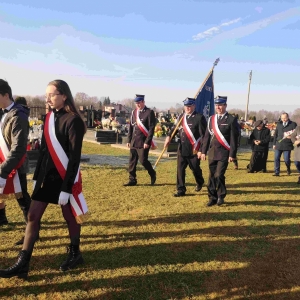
0, 250, 31, 279
0, 207, 8, 226
59, 244, 84, 271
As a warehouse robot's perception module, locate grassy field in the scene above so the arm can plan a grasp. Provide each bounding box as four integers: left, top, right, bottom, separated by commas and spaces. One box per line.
1, 142, 300, 299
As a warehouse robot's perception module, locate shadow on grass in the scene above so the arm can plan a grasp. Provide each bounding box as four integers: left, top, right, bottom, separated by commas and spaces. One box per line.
2, 237, 300, 299
86, 211, 300, 227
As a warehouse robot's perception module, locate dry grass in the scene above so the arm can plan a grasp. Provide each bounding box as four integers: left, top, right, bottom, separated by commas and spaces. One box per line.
1, 142, 300, 299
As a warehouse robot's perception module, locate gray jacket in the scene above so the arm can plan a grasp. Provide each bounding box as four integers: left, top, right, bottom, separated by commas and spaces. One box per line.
291, 126, 300, 162
0, 103, 29, 178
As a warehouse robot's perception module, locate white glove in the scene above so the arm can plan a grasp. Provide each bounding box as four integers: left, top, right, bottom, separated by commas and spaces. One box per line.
58, 191, 71, 206
33, 180, 36, 190
0, 177, 6, 188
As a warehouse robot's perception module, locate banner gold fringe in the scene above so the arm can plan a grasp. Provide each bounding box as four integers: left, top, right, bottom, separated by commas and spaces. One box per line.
75, 212, 90, 224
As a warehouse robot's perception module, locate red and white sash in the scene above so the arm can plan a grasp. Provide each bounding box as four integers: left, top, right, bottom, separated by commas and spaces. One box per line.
44, 112, 88, 223
182, 113, 201, 153
0, 130, 25, 195
208, 115, 230, 150
135, 109, 157, 150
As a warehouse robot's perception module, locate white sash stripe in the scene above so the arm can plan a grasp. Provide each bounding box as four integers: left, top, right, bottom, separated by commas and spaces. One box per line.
213, 115, 230, 150
47, 112, 87, 215
0, 128, 21, 194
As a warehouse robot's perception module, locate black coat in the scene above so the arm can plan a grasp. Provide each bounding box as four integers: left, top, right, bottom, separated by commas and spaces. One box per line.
168, 111, 207, 156
127, 107, 156, 148
0, 103, 29, 178
32, 109, 85, 204
273, 120, 297, 151
250, 126, 271, 151
202, 112, 239, 161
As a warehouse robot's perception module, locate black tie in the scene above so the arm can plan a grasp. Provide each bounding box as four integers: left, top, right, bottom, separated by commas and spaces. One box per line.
0, 109, 8, 119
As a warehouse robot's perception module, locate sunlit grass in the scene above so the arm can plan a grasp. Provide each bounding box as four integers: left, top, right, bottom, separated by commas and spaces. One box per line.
1, 143, 300, 299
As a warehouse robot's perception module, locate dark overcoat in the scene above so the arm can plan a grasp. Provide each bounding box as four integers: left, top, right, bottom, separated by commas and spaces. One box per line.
32, 109, 85, 204
168, 111, 207, 156
201, 113, 239, 161
127, 107, 156, 148
0, 103, 29, 178
273, 120, 297, 151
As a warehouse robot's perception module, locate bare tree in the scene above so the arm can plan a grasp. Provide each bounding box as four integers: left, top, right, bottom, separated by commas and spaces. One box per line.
74, 92, 89, 107
121, 98, 135, 109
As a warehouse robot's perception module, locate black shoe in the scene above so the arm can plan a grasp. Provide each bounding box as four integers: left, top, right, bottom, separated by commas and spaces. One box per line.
247, 170, 254, 173
0, 218, 8, 226
15, 234, 40, 246
217, 197, 224, 206
207, 199, 217, 207
15, 237, 24, 246
150, 171, 156, 185
272, 173, 279, 176
195, 184, 203, 192
262, 169, 267, 173
287, 170, 291, 175
123, 181, 137, 186
0, 207, 8, 226
60, 244, 84, 271
0, 250, 31, 279
173, 191, 185, 197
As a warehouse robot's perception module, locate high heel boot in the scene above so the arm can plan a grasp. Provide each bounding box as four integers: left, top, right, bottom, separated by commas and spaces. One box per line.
0, 250, 31, 279
0, 207, 8, 226
59, 244, 84, 271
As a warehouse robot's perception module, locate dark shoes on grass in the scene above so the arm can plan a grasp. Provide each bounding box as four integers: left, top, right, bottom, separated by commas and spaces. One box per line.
207, 197, 224, 206
174, 191, 185, 197
123, 181, 137, 186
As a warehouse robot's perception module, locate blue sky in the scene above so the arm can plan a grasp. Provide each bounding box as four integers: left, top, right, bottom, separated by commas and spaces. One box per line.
0, 0, 299, 111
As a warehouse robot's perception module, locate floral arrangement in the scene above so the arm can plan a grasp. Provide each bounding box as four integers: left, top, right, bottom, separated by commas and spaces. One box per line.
265, 122, 277, 130
154, 123, 168, 137
240, 123, 253, 130
29, 119, 43, 127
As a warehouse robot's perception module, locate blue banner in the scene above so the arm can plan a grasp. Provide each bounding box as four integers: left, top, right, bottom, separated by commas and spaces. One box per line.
195, 70, 214, 121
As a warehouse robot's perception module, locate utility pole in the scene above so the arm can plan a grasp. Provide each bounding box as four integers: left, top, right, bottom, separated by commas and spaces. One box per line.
244, 70, 252, 121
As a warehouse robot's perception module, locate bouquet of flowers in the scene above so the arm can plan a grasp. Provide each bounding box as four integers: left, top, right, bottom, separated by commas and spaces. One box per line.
278, 129, 295, 143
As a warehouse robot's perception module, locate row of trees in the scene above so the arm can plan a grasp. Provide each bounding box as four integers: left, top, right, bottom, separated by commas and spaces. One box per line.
13, 93, 300, 125
228, 108, 300, 125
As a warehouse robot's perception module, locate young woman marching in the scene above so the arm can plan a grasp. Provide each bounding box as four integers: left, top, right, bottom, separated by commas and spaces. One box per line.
0, 79, 88, 279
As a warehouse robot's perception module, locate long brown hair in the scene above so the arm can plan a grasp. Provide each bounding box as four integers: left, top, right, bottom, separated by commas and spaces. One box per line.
48, 79, 87, 133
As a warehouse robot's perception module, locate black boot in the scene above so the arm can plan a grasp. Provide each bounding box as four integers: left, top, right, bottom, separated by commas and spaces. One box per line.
0, 250, 31, 279
59, 244, 84, 271
0, 207, 8, 226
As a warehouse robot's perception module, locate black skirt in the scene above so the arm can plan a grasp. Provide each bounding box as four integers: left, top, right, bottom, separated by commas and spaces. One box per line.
31, 168, 63, 204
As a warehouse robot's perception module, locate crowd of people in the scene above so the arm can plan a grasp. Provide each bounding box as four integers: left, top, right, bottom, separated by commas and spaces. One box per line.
0, 78, 299, 280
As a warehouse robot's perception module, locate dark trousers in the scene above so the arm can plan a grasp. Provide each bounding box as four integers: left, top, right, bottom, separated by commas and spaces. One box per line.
264, 148, 269, 170
207, 159, 229, 199
176, 152, 204, 192
128, 148, 155, 181
294, 161, 300, 174
274, 150, 291, 174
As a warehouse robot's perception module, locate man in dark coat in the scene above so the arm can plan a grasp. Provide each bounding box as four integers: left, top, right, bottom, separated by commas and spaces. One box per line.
272, 113, 297, 176
124, 94, 156, 186
247, 120, 271, 173
0, 79, 31, 245
164, 97, 207, 197
201, 96, 239, 206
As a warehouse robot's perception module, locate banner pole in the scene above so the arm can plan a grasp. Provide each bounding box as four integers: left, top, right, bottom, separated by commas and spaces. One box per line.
153, 58, 220, 169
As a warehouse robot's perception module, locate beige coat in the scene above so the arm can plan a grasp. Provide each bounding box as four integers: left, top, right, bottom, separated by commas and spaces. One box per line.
291, 125, 300, 162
